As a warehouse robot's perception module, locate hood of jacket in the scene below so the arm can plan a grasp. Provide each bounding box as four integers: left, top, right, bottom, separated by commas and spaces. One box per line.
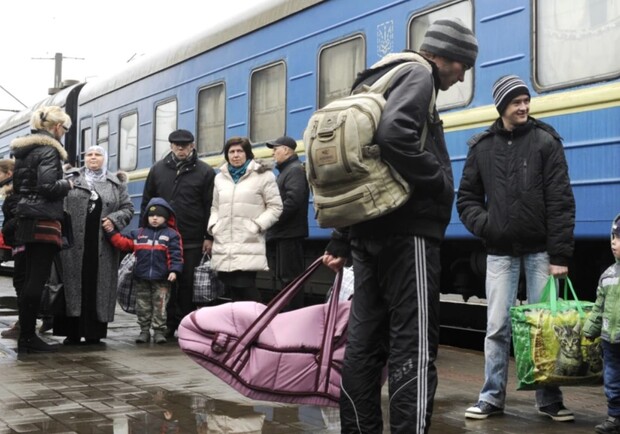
10, 130, 68, 161
142, 197, 178, 229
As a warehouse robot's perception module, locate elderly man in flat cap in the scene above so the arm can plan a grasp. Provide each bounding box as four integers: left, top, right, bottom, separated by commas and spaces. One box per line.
141, 129, 216, 338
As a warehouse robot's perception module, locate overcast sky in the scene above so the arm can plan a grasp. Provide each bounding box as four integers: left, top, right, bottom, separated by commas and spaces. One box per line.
0, 0, 262, 120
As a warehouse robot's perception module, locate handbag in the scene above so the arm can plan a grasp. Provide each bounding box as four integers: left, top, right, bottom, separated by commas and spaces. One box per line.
178, 257, 351, 407
40, 255, 65, 316
117, 253, 137, 314
510, 276, 603, 390
193, 253, 224, 303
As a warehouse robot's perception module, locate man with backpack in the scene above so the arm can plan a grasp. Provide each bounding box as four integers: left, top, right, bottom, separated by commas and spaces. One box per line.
322, 18, 478, 433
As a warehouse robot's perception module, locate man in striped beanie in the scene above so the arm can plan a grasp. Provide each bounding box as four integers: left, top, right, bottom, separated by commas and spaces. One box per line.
419, 17, 478, 89
492, 74, 531, 115
457, 74, 576, 422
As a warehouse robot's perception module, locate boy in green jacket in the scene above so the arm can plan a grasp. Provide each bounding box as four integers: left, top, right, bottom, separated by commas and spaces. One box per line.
584, 213, 620, 434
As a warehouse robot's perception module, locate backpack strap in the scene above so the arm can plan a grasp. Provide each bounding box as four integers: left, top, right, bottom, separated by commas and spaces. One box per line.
358, 56, 436, 151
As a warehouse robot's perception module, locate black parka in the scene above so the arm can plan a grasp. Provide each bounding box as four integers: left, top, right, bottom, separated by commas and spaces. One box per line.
140, 149, 215, 249
10, 130, 71, 221
266, 154, 309, 241
456, 117, 575, 265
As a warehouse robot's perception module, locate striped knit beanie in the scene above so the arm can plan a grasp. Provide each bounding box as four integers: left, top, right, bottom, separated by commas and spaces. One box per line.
420, 18, 478, 68
492, 75, 530, 115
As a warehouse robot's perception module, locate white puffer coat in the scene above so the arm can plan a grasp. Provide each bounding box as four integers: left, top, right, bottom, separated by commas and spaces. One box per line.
209, 159, 282, 272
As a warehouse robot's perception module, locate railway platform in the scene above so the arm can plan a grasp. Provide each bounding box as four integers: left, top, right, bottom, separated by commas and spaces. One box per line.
0, 274, 608, 433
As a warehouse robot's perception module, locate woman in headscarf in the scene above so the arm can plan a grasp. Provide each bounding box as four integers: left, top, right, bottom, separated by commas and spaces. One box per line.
208, 137, 282, 302
55, 145, 134, 345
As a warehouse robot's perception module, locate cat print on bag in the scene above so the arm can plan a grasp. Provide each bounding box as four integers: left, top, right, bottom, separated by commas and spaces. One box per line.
553, 322, 583, 376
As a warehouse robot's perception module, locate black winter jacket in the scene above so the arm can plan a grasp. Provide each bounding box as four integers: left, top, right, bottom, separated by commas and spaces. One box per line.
456, 117, 575, 265
349, 53, 454, 241
141, 150, 215, 249
266, 154, 309, 241
10, 130, 71, 221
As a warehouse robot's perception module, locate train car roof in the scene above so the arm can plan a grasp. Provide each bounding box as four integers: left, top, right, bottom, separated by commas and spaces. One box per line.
0, 83, 83, 134
79, 0, 323, 105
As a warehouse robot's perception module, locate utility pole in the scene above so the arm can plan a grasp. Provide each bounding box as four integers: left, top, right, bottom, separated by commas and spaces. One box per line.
32, 52, 84, 94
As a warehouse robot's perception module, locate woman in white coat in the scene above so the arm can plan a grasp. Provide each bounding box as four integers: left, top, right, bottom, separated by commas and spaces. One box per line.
208, 137, 282, 302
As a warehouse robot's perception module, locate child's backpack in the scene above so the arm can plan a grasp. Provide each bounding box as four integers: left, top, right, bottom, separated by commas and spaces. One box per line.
303, 52, 435, 228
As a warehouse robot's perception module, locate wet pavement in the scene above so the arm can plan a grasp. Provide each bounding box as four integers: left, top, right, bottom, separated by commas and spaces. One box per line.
0, 273, 610, 433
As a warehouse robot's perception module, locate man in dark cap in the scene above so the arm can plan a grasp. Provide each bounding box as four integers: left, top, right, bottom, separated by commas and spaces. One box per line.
265, 136, 309, 310
322, 17, 478, 433
141, 128, 215, 338
457, 75, 576, 421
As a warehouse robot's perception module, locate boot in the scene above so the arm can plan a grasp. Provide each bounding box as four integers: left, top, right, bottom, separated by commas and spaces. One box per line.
153, 331, 167, 344
18, 334, 58, 354
136, 331, 151, 344
596, 417, 620, 434
39, 316, 53, 334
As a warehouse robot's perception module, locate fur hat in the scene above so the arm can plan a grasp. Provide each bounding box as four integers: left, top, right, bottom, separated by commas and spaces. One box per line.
420, 17, 478, 68
492, 75, 531, 115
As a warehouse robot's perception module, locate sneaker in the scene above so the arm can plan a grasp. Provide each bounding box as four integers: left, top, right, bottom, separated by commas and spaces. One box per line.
136, 331, 151, 344
538, 402, 574, 422
596, 416, 620, 434
1, 321, 20, 339
153, 332, 167, 344
465, 401, 504, 419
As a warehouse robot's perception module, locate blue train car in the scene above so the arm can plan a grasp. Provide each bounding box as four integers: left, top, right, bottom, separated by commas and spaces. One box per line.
0, 0, 618, 318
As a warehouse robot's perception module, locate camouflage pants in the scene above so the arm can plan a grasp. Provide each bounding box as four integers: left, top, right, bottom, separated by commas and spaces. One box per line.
134, 278, 171, 333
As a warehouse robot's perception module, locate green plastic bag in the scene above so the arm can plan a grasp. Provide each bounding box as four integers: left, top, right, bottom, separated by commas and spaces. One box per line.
510, 277, 603, 390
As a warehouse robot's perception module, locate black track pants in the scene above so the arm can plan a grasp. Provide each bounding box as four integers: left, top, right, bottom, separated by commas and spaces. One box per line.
340, 235, 441, 434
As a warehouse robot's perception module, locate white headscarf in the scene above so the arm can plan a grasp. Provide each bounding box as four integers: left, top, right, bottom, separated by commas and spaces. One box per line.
83, 145, 108, 189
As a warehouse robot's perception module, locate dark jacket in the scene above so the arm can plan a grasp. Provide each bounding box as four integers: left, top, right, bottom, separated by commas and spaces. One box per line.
10, 130, 71, 221
327, 52, 454, 255
108, 198, 183, 280
1, 180, 19, 247
266, 154, 309, 241
140, 149, 215, 249
456, 117, 575, 265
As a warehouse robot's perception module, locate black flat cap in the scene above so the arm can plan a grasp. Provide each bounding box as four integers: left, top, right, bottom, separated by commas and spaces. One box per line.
168, 129, 194, 144
266, 136, 297, 150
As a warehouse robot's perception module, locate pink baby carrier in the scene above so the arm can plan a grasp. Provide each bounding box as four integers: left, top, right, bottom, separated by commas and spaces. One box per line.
178, 258, 350, 407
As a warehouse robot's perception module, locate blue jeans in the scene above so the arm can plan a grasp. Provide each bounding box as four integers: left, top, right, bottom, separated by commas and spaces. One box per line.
602, 341, 620, 417
479, 252, 563, 408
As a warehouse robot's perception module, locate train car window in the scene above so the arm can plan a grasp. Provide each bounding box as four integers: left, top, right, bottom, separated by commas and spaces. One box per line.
250, 62, 285, 143
119, 113, 138, 171
408, 0, 474, 110
535, 0, 620, 90
154, 99, 177, 161
197, 83, 225, 156
80, 127, 92, 166
318, 35, 365, 108
97, 123, 109, 156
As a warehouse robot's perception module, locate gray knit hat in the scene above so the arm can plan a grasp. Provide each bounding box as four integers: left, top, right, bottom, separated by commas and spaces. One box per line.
492, 75, 530, 115
420, 18, 478, 68
612, 214, 620, 237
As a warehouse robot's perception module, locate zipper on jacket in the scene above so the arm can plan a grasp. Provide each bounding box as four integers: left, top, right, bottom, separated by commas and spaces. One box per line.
522, 159, 528, 190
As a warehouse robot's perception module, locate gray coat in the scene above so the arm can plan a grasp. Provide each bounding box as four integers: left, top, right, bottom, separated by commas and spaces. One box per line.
60, 170, 134, 321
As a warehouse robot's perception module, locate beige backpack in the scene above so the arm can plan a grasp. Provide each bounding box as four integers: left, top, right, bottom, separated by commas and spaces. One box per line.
303, 53, 435, 228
